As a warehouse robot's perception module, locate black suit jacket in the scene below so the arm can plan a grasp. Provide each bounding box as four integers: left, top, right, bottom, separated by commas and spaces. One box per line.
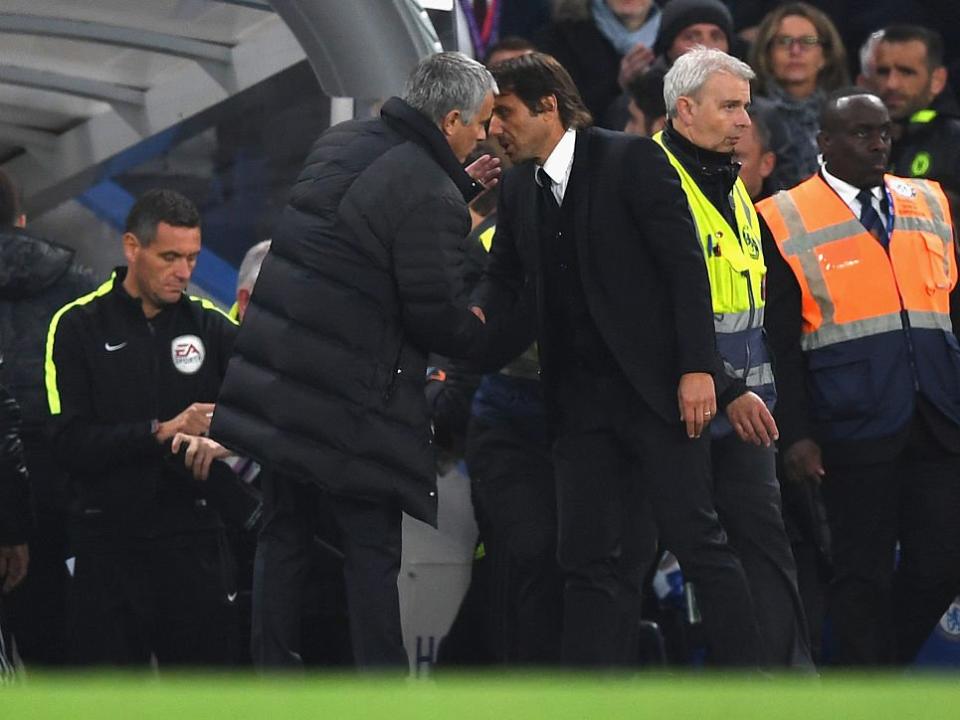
475, 127, 717, 425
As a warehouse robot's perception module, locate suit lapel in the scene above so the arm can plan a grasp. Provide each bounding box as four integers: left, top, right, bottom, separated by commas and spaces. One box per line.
520, 166, 541, 267
568, 129, 591, 264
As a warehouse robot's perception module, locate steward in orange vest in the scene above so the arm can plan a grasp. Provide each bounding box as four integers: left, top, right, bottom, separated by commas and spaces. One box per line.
760, 89, 960, 666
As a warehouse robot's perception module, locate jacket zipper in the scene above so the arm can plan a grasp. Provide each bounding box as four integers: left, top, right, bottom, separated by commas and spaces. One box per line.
382, 339, 404, 402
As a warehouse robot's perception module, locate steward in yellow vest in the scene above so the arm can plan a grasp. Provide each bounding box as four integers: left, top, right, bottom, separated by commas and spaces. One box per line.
657, 47, 812, 669
654, 130, 775, 439
760, 89, 960, 666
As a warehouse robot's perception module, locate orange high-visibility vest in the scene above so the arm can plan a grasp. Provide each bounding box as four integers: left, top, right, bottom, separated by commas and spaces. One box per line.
758, 173, 960, 440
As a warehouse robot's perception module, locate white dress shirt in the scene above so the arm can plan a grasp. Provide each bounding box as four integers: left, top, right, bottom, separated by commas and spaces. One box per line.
821, 164, 888, 227
535, 128, 577, 206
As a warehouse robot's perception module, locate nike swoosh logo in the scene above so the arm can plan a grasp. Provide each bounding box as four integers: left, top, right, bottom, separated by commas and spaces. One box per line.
104, 341, 128, 352
226, 592, 238, 603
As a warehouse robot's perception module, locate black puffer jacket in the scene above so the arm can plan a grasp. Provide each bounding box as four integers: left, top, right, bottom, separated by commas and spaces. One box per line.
0, 229, 96, 436
211, 98, 504, 525
0, 382, 31, 545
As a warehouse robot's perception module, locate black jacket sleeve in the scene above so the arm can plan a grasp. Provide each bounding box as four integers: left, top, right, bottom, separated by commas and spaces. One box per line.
950, 228, 960, 337
46, 312, 163, 474
393, 195, 490, 359
471, 181, 537, 369
624, 140, 718, 376
761, 215, 811, 450
0, 384, 32, 545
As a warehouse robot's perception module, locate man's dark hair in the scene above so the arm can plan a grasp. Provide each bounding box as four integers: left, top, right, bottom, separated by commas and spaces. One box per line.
484, 36, 536, 66
819, 86, 884, 131
491, 52, 593, 130
627, 68, 666, 125
124, 189, 201, 246
0, 170, 22, 227
878, 24, 944, 70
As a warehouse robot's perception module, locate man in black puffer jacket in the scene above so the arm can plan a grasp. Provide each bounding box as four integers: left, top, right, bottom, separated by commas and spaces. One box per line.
0, 170, 96, 666
0, 381, 30, 678
211, 52, 511, 670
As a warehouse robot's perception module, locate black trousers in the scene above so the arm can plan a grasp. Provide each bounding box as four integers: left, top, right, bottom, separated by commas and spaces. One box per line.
710, 436, 813, 668
5, 439, 70, 666
821, 429, 960, 666
465, 417, 564, 664
66, 531, 237, 666
251, 472, 407, 670
551, 379, 764, 667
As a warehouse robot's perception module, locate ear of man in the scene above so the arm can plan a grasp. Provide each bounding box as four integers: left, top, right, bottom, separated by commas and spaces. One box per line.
931, 66, 948, 98
760, 150, 777, 179
441, 108, 462, 137
122, 232, 141, 264
535, 94, 558, 116
675, 95, 697, 128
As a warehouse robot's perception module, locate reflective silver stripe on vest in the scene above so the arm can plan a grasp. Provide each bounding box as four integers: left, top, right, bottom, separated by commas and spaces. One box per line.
800, 312, 904, 351
914, 179, 946, 224
914, 181, 951, 280
894, 214, 953, 238
746, 362, 775, 388
736, 189, 754, 229
773, 192, 847, 327
721, 359, 775, 388
715, 307, 764, 333
907, 309, 953, 332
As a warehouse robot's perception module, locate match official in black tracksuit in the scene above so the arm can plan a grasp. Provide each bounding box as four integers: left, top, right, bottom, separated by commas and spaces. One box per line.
44, 190, 239, 666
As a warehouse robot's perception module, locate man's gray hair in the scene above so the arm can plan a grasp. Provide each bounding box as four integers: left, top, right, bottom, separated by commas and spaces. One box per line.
237, 239, 271, 294
663, 47, 755, 118
859, 30, 885, 79
402, 51, 498, 125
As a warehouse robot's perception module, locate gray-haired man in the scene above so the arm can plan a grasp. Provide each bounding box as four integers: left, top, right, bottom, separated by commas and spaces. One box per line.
211, 52, 503, 669
655, 47, 812, 667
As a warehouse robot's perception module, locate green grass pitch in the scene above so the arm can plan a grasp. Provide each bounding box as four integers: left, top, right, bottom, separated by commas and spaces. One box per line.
5, 673, 959, 719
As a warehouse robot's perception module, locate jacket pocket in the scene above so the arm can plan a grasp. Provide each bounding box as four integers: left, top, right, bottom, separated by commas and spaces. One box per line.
807, 355, 876, 421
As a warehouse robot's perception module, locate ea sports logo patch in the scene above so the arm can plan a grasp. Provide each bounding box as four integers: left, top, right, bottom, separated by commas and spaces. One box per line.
171, 334, 205, 374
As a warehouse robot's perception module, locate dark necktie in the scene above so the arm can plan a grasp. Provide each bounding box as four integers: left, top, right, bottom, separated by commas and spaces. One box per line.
538, 168, 558, 210
857, 188, 889, 248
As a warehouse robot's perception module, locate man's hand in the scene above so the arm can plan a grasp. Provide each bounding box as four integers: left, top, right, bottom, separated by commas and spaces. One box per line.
726, 391, 779, 447
155, 402, 215, 443
783, 438, 826, 485
171, 432, 230, 481
618, 43, 655, 90
465, 154, 502, 190
469, 305, 487, 324
0, 543, 29, 593
678, 372, 717, 439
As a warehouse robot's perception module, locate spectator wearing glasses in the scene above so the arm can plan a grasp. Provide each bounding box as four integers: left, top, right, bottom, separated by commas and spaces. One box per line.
749, 3, 849, 189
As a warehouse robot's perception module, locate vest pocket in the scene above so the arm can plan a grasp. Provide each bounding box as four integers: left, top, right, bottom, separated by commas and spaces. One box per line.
807, 356, 876, 421
920, 232, 951, 291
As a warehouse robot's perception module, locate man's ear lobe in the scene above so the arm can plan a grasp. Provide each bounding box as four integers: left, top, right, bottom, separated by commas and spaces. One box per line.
536, 94, 558, 114
122, 232, 140, 263
931, 66, 948, 98
441, 109, 461, 136
675, 96, 694, 125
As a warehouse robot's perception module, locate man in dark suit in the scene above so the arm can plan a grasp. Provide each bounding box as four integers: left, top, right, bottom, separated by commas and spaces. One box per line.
473, 52, 764, 667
